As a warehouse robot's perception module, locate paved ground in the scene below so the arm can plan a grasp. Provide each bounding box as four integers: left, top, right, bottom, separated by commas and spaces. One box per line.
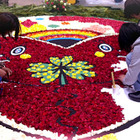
9, 0, 44, 6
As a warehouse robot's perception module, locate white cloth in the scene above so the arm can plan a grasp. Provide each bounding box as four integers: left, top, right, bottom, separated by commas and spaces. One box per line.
85, 0, 125, 9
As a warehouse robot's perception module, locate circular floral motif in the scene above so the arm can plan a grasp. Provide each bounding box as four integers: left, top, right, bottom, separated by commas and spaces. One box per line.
98, 43, 113, 52
10, 46, 26, 56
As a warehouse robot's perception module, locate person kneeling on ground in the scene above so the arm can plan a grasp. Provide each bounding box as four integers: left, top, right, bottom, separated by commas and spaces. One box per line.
118, 23, 140, 102
0, 12, 21, 81
0, 12, 21, 40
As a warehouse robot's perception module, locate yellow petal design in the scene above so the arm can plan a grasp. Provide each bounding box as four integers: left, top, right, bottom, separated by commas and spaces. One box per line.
95, 51, 105, 57
20, 54, 31, 59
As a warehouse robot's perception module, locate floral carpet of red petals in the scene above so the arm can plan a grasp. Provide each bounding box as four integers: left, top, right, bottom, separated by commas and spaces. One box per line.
49, 16, 125, 33
0, 34, 126, 138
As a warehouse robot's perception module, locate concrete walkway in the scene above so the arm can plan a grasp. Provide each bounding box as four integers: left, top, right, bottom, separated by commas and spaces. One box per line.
9, 0, 44, 6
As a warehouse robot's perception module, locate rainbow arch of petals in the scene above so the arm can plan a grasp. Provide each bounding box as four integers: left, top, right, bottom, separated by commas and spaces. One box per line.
25, 29, 100, 40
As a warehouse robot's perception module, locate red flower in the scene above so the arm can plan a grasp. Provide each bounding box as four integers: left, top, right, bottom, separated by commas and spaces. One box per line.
0, 32, 126, 138
21, 19, 37, 28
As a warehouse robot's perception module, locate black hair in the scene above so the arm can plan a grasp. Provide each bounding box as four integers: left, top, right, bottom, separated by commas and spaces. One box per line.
118, 23, 140, 52
0, 12, 21, 40
124, 0, 140, 18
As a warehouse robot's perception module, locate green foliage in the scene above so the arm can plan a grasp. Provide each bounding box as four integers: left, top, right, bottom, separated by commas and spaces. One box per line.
45, 0, 71, 13
0, 4, 138, 23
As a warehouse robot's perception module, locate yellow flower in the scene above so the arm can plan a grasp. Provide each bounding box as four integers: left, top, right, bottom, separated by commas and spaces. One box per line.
20, 54, 31, 59
95, 133, 118, 140
20, 23, 47, 34
95, 51, 105, 57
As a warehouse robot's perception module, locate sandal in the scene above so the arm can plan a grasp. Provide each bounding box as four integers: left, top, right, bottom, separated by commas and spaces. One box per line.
128, 91, 140, 102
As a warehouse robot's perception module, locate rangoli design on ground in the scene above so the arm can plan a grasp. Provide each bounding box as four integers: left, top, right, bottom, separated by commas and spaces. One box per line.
0, 16, 127, 140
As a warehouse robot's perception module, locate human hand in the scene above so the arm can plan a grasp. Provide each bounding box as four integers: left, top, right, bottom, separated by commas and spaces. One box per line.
0, 69, 7, 78
118, 74, 125, 83
1, 67, 12, 77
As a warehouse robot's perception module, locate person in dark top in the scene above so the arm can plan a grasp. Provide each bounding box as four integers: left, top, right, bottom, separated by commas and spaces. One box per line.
124, 0, 140, 25
0, 12, 21, 40
0, 12, 21, 79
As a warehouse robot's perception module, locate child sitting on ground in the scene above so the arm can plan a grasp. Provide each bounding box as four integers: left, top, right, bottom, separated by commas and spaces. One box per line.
118, 23, 140, 102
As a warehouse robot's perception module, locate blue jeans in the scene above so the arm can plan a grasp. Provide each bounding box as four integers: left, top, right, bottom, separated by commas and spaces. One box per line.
114, 0, 123, 3
126, 52, 140, 91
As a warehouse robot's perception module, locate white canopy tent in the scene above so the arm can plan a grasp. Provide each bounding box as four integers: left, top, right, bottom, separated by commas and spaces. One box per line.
78, 0, 126, 9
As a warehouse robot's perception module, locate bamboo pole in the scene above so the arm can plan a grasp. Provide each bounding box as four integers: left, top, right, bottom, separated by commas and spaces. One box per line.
111, 72, 116, 88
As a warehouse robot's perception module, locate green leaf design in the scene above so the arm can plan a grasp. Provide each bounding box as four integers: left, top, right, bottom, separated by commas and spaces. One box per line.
49, 57, 61, 66
48, 24, 60, 28
64, 61, 95, 79
61, 56, 73, 66
27, 56, 96, 85
40, 70, 60, 84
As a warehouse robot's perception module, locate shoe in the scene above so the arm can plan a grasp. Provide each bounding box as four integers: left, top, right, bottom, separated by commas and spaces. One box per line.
128, 91, 140, 102
114, 0, 123, 3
